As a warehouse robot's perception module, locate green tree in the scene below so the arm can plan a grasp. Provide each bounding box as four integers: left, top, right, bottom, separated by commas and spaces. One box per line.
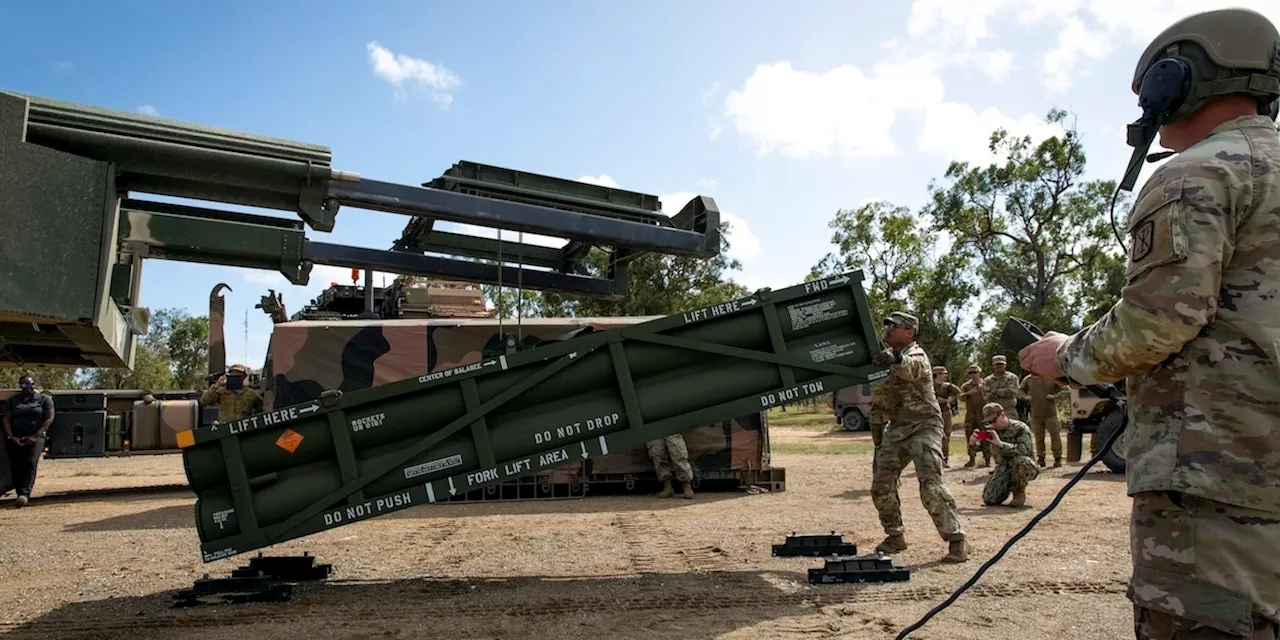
0, 367, 84, 390
808, 201, 935, 326
84, 341, 174, 390
910, 248, 980, 373
924, 108, 1124, 368
167, 312, 210, 388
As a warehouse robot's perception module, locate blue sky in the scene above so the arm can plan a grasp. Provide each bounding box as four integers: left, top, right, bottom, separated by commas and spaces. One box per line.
2, 0, 1276, 369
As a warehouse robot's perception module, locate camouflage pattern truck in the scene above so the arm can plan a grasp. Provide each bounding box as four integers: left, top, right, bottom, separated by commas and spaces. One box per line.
262, 314, 784, 500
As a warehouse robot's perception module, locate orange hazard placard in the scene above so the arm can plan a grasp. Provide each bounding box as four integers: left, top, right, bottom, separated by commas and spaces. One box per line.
276, 428, 304, 454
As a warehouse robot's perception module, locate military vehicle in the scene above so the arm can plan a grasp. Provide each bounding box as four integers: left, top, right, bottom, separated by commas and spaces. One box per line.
179, 270, 884, 562
0, 89, 720, 502
828, 382, 873, 432
1066, 384, 1127, 474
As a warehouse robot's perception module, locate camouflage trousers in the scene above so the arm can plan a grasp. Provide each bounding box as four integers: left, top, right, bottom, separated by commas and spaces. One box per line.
1029, 413, 1062, 463
870, 421, 884, 448
870, 423, 964, 542
646, 434, 693, 483
1129, 491, 1280, 638
963, 418, 991, 465
981, 455, 1039, 505
939, 411, 954, 463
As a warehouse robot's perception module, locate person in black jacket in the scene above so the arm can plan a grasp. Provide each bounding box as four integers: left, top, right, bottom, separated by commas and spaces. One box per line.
3, 375, 54, 508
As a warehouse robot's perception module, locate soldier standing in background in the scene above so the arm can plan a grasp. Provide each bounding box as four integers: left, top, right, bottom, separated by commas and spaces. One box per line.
200, 363, 264, 423
1018, 8, 1280, 636
980, 355, 1020, 419
1019, 373, 1067, 467
959, 364, 990, 468
869, 311, 968, 563
646, 435, 694, 499
971, 403, 1038, 507
932, 366, 961, 468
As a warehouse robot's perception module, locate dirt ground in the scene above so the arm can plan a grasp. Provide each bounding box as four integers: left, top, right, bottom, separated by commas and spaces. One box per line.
0, 420, 1135, 640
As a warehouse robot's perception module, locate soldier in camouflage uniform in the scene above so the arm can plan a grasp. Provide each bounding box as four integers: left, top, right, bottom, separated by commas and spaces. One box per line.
959, 364, 991, 468
868, 311, 968, 563
980, 355, 1020, 420
200, 363, 263, 423
1020, 373, 1067, 467
646, 435, 694, 499
970, 403, 1038, 507
932, 366, 961, 467
1019, 8, 1280, 637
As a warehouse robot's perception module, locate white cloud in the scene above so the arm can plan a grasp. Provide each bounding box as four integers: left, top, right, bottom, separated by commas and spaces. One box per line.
722, 57, 946, 160
917, 102, 1066, 165
576, 174, 621, 189
695, 178, 717, 187
366, 41, 462, 106
701, 81, 721, 106
904, 0, 1280, 93
137, 105, 159, 117
966, 49, 1017, 83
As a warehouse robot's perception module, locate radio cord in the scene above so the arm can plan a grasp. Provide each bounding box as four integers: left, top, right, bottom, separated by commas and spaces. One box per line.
894, 418, 1127, 639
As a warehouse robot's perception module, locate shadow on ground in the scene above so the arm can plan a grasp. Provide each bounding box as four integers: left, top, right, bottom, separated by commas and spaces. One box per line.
2, 483, 190, 508
64, 486, 763, 533
0, 569, 888, 640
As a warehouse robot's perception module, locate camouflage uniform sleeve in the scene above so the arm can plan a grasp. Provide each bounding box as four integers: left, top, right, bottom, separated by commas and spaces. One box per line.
999, 424, 1035, 459
891, 348, 926, 381
948, 383, 961, 398
1057, 159, 1242, 386
251, 390, 264, 414
992, 376, 1017, 401
200, 386, 221, 405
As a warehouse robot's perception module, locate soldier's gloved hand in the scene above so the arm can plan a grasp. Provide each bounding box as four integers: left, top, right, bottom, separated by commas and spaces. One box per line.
872, 348, 901, 366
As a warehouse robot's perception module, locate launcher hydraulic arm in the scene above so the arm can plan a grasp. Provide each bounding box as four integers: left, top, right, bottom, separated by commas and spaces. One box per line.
0, 90, 720, 369
178, 271, 886, 562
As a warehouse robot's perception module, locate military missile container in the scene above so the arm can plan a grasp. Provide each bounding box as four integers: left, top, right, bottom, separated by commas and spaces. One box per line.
179, 270, 886, 562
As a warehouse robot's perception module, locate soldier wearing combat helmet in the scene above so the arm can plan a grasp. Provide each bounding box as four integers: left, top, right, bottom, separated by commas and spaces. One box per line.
1019, 8, 1280, 638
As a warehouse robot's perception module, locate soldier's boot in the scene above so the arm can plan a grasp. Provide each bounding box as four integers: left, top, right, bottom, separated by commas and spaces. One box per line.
983, 455, 992, 468
1010, 488, 1026, 507
1038, 457, 1046, 468
682, 482, 695, 500
1053, 457, 1063, 468
942, 538, 970, 563
963, 457, 976, 468
657, 481, 674, 498
875, 534, 908, 554
14, 495, 28, 508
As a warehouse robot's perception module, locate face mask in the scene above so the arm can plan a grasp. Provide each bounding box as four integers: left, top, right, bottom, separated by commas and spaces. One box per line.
226, 376, 244, 390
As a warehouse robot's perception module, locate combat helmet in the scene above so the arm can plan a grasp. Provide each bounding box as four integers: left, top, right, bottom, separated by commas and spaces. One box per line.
1132, 8, 1280, 123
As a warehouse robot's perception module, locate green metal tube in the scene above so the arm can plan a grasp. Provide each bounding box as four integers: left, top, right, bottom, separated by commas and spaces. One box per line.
191, 349, 852, 543
182, 274, 880, 556
183, 311, 779, 489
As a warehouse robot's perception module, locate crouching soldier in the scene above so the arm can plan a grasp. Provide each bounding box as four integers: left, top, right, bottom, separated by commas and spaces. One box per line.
970, 402, 1038, 507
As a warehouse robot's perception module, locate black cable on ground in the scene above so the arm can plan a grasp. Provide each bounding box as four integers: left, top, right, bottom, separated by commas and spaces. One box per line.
894, 420, 1128, 639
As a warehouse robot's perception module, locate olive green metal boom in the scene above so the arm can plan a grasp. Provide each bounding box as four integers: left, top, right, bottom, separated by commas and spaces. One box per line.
179, 271, 885, 562
0, 90, 720, 369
